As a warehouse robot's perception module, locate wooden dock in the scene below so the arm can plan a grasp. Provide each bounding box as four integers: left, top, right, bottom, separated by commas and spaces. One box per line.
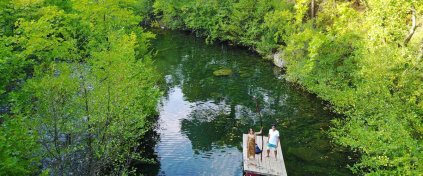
243, 134, 287, 176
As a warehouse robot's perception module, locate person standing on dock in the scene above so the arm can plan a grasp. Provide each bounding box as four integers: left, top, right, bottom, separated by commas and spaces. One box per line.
247, 127, 263, 159
266, 124, 280, 159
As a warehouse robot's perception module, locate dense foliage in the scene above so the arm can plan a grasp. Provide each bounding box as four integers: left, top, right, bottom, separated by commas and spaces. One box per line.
0, 0, 160, 175
152, 0, 423, 175
1, 0, 422, 175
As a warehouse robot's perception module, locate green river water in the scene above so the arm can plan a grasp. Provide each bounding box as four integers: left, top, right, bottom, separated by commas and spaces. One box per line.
145, 30, 354, 176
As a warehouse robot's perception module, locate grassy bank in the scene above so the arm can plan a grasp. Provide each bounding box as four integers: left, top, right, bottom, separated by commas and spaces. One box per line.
150, 0, 423, 175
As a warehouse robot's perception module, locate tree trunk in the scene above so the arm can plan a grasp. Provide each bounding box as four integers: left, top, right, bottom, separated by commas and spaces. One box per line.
404, 8, 417, 46
82, 76, 94, 175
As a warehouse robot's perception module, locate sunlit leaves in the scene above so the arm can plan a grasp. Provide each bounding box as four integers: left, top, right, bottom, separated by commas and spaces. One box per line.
15, 6, 79, 62
10, 0, 44, 8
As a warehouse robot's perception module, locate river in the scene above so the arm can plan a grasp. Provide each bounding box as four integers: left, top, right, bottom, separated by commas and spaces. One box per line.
145, 30, 353, 176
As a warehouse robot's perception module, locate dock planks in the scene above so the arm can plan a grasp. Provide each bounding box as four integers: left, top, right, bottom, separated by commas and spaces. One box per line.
243, 134, 287, 176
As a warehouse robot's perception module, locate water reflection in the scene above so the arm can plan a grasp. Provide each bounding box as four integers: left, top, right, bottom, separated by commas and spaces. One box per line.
151, 30, 353, 175
155, 87, 242, 175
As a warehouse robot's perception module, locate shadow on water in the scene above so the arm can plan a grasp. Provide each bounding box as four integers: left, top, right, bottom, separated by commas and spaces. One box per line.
144, 29, 354, 175
133, 115, 161, 176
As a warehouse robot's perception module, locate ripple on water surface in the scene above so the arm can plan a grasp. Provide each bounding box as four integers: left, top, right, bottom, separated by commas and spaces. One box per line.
155, 87, 242, 175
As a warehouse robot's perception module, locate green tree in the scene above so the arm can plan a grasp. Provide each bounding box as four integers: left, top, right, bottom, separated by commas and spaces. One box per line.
1, 0, 161, 174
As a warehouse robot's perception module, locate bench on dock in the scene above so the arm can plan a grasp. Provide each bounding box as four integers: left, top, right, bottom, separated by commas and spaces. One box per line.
242, 134, 287, 176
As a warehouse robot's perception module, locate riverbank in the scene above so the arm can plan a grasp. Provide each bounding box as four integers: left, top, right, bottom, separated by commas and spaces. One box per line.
150, 0, 423, 175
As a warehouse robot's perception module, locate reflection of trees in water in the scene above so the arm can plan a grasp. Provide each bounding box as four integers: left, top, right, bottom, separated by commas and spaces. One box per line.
178, 95, 293, 153
180, 101, 239, 152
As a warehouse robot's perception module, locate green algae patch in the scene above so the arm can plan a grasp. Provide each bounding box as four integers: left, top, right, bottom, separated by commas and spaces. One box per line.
213, 68, 233, 76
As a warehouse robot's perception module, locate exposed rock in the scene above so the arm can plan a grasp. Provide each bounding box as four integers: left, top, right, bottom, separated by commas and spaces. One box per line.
213, 68, 233, 76
273, 51, 286, 68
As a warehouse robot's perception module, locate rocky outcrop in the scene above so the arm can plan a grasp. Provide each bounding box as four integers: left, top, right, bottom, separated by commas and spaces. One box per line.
273, 51, 286, 68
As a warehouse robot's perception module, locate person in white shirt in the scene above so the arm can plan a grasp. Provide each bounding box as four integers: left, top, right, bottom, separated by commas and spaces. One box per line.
266, 124, 280, 159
